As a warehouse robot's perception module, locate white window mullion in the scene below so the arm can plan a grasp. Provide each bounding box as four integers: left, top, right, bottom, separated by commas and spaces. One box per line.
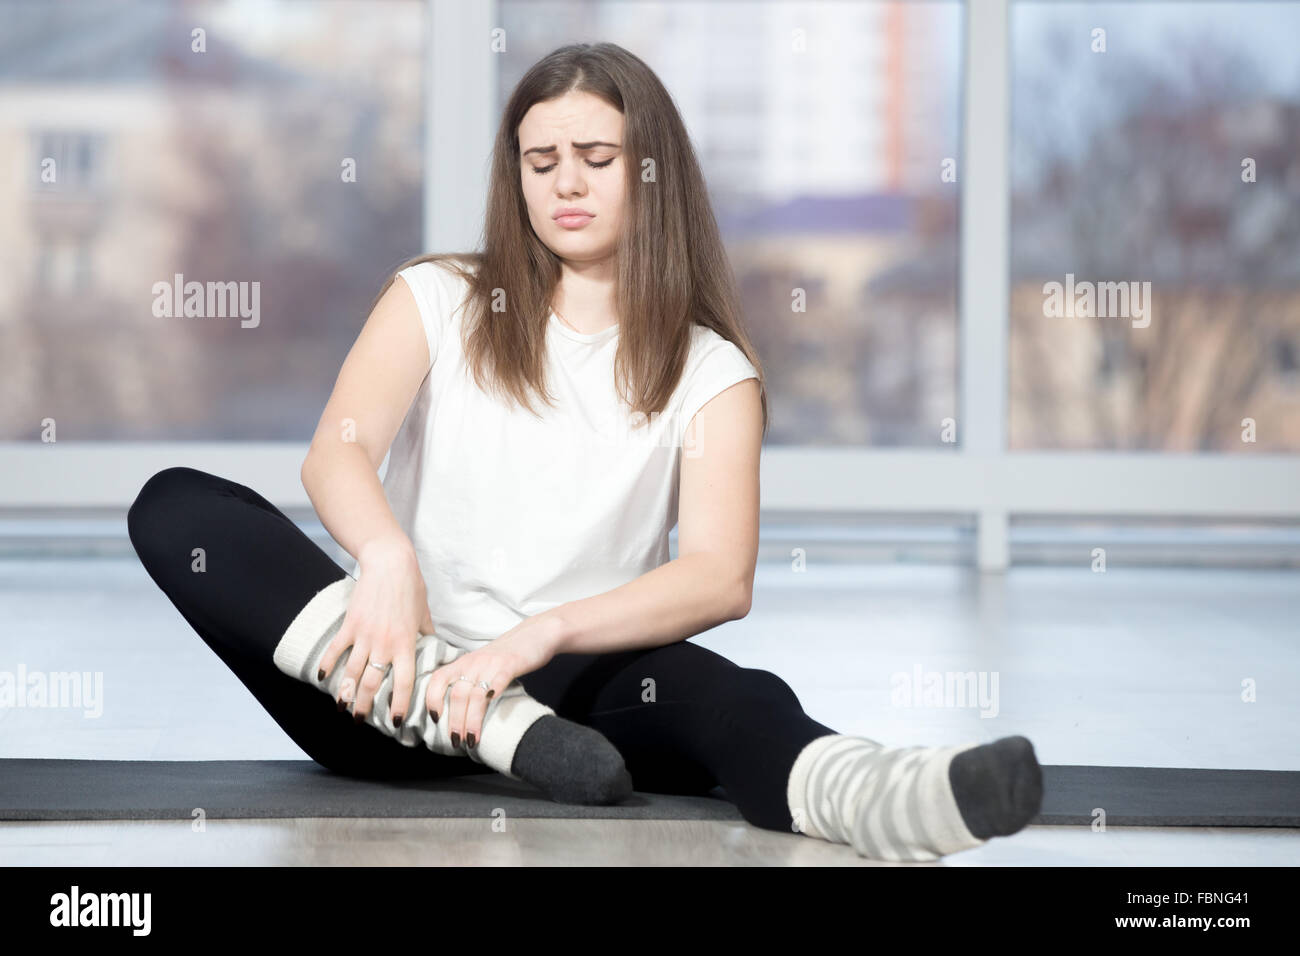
428, 0, 496, 255
961, 0, 1011, 570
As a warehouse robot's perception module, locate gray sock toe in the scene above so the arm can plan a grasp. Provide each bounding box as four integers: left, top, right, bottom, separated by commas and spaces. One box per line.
509, 714, 633, 805
948, 735, 1044, 839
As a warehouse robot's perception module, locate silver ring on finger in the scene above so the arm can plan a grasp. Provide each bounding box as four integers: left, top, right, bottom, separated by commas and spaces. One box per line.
366, 660, 388, 674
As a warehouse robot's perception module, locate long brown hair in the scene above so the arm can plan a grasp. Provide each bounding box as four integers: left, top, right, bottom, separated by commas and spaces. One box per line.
369, 42, 768, 437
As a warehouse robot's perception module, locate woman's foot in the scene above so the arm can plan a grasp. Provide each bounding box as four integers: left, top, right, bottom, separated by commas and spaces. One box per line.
948, 735, 1044, 839
787, 733, 1043, 861
272, 576, 557, 780
510, 714, 633, 805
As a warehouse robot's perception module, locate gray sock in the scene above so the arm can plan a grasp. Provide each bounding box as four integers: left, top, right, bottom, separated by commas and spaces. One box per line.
948, 735, 1043, 839
509, 714, 633, 806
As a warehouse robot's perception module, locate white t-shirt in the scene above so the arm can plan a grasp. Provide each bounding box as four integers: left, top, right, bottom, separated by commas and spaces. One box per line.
350, 258, 759, 651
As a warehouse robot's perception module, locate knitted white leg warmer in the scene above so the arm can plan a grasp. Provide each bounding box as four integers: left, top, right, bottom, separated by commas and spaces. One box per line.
786, 733, 985, 862
271, 576, 554, 780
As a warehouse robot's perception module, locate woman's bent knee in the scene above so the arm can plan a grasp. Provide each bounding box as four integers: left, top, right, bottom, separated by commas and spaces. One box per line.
130, 466, 210, 512
722, 667, 802, 710
127, 467, 216, 565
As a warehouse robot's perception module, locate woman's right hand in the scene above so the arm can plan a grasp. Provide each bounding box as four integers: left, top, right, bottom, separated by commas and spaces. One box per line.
317, 534, 435, 726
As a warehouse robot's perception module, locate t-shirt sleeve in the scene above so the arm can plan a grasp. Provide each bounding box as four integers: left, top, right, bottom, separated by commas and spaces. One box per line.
676, 335, 759, 443
396, 260, 462, 373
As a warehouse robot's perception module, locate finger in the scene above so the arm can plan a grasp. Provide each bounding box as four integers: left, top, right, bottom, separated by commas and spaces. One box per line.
353, 647, 389, 721
464, 668, 505, 750
390, 635, 415, 728
424, 646, 469, 725
447, 675, 474, 749
425, 665, 450, 724
340, 631, 370, 714
317, 613, 355, 685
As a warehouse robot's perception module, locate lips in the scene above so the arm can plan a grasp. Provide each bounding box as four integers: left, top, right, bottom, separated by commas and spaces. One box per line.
553, 208, 595, 230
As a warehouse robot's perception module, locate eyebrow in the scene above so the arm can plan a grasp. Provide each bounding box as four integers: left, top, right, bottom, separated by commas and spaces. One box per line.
521, 140, 621, 158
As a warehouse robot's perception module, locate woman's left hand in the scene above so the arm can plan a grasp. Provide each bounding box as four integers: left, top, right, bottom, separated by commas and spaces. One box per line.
424, 612, 564, 752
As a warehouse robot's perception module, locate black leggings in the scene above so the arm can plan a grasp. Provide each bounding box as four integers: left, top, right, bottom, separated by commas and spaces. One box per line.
126, 466, 839, 833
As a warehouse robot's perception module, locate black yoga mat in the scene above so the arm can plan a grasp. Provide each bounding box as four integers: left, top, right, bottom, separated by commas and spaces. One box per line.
0, 759, 738, 822
0, 760, 1296, 826
1036, 765, 1300, 827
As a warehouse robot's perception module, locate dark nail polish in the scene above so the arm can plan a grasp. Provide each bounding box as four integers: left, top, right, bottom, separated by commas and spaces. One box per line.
337, 698, 346, 712
429, 709, 439, 722
317, 668, 325, 681
485, 690, 494, 699
451, 732, 460, 748
393, 714, 403, 728
467, 732, 476, 749
353, 711, 363, 724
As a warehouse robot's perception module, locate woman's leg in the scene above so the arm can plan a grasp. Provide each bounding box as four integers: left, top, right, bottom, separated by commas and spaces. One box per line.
519, 640, 1042, 860
126, 465, 493, 780
519, 640, 837, 830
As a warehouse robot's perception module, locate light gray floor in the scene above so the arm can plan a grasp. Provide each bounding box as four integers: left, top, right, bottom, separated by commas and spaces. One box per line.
2, 557, 1297, 865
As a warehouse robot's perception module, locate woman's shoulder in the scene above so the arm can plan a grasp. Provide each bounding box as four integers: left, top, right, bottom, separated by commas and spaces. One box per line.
676, 323, 759, 395
393, 256, 478, 367
396, 256, 478, 331
398, 255, 477, 300
672, 322, 759, 424
684, 322, 752, 373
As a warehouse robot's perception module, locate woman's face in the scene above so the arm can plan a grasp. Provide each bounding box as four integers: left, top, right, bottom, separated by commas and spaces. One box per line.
518, 90, 626, 266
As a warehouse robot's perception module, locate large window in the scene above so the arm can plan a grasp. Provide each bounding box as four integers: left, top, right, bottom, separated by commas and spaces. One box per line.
0, 0, 424, 440
1010, 0, 1300, 452
499, 0, 965, 446
4, 0, 1296, 568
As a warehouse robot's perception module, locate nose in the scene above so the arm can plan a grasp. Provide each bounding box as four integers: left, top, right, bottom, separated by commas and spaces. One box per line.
553, 158, 588, 197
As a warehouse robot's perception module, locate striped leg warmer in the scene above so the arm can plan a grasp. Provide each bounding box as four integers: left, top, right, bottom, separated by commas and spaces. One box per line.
271, 575, 554, 781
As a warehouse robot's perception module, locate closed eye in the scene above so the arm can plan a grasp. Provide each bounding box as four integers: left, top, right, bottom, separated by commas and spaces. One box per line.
530, 158, 615, 175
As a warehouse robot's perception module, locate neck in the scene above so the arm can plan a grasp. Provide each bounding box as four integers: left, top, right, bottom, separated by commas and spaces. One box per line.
553, 259, 618, 333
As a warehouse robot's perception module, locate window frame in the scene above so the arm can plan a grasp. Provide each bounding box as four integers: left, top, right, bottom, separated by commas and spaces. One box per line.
3, 0, 1297, 571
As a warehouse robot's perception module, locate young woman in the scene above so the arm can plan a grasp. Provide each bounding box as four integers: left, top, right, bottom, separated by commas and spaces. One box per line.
127, 42, 1042, 862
